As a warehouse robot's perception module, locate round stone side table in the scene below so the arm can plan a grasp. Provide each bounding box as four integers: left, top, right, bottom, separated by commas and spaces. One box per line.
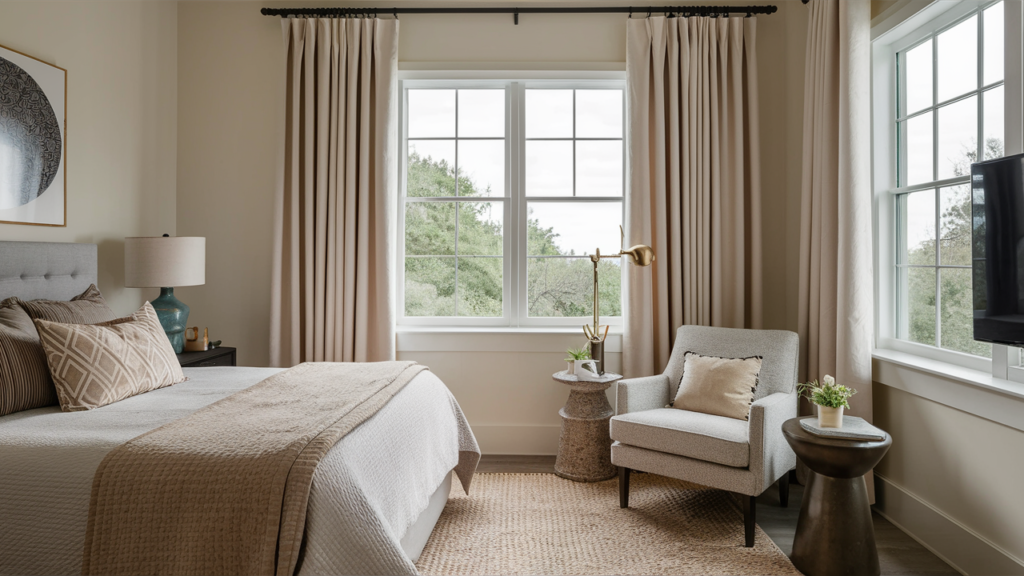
552, 370, 622, 482
782, 418, 892, 576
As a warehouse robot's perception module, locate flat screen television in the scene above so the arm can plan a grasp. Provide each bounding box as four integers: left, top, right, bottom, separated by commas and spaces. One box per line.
972, 152, 1024, 346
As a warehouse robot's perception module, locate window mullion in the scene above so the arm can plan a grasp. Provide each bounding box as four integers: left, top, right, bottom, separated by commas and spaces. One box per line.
572, 90, 577, 197
508, 81, 519, 327
516, 82, 528, 326
453, 90, 460, 317
934, 187, 941, 348
979, 11, 986, 163
932, 34, 939, 185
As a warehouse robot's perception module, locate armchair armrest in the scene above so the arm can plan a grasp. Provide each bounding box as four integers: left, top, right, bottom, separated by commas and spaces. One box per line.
615, 374, 671, 416
748, 392, 798, 495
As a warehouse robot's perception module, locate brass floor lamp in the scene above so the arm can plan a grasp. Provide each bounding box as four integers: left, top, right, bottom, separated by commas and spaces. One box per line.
584, 231, 655, 374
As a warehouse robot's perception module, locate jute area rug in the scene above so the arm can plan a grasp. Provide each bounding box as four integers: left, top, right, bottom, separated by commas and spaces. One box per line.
416, 472, 800, 576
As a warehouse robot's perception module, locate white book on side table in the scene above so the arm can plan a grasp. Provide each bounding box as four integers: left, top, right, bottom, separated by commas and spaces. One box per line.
799, 416, 886, 441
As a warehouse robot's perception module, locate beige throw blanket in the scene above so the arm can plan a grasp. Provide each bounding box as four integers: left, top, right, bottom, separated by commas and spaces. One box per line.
82, 361, 428, 576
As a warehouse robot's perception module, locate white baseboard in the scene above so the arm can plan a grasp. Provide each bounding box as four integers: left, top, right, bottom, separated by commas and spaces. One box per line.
471, 424, 560, 455
874, 475, 1024, 576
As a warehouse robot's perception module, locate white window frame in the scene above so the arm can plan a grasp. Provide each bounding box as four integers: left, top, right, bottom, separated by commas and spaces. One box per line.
873, 0, 1024, 376
397, 76, 627, 328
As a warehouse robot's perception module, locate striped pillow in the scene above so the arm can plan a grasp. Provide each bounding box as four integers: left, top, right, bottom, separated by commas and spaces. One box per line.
0, 298, 59, 416
35, 302, 186, 411
17, 284, 116, 324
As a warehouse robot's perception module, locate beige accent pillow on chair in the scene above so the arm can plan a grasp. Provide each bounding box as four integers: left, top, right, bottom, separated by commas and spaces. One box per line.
34, 302, 187, 411
672, 352, 763, 421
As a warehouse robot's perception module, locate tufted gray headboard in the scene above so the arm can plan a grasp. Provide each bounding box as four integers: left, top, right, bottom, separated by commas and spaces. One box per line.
0, 241, 99, 302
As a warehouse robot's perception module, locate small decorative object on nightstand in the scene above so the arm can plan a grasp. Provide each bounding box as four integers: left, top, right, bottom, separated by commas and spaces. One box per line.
552, 369, 622, 482
183, 327, 209, 352
177, 346, 236, 368
564, 345, 590, 375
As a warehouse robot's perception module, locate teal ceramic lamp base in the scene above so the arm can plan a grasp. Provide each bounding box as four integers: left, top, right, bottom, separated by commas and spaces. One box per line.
151, 287, 189, 354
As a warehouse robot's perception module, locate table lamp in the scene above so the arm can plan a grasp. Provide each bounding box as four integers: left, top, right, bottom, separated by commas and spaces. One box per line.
584, 228, 655, 374
125, 235, 206, 353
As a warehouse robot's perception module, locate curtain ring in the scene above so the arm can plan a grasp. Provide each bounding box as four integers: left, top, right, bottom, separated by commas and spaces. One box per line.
646, 7, 651, 18
394, 8, 399, 19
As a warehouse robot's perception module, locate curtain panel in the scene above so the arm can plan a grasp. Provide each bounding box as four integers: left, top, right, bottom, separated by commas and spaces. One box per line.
797, 0, 872, 415
797, 0, 873, 496
624, 16, 763, 377
270, 18, 399, 367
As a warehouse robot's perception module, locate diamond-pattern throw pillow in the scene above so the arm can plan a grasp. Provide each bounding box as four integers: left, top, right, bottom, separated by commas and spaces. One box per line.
34, 302, 187, 411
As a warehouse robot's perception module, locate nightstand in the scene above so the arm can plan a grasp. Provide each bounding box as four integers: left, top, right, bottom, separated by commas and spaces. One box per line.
176, 346, 236, 368
551, 370, 622, 482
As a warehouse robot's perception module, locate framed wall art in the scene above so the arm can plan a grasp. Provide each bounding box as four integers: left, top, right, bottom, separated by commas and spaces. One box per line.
0, 43, 66, 227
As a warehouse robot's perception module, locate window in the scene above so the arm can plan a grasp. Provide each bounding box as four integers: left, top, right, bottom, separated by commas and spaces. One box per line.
889, 2, 1005, 359
399, 80, 625, 327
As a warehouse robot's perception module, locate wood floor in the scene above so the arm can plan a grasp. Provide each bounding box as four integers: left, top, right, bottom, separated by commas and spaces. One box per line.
478, 455, 958, 576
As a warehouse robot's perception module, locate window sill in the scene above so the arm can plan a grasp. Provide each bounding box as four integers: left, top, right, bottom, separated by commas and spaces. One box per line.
396, 326, 622, 353
872, 348, 1024, 433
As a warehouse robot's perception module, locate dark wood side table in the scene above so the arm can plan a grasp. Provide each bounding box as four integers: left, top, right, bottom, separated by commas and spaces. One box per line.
176, 346, 236, 368
552, 370, 622, 482
782, 417, 891, 576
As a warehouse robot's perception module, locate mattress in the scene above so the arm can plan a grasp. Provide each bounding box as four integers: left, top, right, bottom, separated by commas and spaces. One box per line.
0, 366, 478, 576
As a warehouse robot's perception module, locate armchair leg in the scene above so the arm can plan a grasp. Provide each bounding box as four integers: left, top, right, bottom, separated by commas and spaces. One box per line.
742, 494, 756, 547
779, 471, 790, 508
618, 467, 630, 508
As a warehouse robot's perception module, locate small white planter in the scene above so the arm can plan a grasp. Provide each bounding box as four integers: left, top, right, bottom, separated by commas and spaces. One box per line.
817, 405, 844, 428
566, 361, 576, 375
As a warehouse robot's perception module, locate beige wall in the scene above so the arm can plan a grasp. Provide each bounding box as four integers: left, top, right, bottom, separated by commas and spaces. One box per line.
0, 1, 178, 316
873, 383, 1024, 572
174, 0, 810, 452
872, 0, 901, 20
175, 2, 279, 365
398, 336, 621, 454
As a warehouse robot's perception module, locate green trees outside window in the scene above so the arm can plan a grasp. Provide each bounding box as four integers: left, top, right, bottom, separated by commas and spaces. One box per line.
404, 152, 622, 318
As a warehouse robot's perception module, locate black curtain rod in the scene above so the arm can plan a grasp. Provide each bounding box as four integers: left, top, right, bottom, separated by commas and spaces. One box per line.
260, 5, 778, 25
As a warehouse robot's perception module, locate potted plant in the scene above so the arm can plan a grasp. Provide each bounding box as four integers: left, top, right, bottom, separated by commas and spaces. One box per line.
564, 346, 590, 375
798, 375, 857, 428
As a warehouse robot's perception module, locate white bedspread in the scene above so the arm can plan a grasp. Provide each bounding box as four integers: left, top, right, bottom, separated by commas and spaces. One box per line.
0, 366, 479, 576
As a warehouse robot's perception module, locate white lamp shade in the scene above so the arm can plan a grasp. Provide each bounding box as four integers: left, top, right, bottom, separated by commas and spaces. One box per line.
125, 237, 206, 288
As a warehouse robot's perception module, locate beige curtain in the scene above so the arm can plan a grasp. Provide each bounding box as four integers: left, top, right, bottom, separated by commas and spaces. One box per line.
797, 0, 873, 493
624, 16, 763, 377
270, 18, 399, 367
798, 0, 872, 416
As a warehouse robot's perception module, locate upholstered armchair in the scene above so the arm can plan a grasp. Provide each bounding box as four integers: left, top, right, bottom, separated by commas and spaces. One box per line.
610, 325, 799, 547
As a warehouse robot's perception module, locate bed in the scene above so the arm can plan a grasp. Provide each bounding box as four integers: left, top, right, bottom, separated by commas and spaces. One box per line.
0, 240, 479, 576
